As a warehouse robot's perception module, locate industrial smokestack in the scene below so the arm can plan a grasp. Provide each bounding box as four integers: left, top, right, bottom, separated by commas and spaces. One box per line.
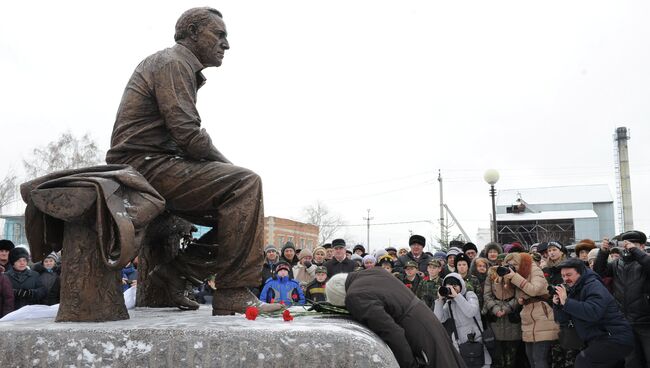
614, 127, 634, 231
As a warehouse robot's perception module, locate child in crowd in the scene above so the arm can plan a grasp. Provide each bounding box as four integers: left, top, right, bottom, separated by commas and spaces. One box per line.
416, 259, 444, 308
305, 266, 328, 303
260, 261, 305, 306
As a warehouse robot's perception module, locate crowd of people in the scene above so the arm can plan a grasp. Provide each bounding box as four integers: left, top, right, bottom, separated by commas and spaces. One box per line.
1, 229, 648, 368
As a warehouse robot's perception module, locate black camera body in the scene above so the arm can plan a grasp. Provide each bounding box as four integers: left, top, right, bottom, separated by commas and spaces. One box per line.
496, 265, 515, 277
438, 286, 452, 297
548, 284, 568, 296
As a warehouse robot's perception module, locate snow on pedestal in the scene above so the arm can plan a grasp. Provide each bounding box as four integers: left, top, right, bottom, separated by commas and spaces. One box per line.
0, 306, 399, 367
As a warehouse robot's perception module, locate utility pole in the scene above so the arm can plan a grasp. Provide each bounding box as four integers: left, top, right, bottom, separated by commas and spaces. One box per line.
363, 209, 373, 254
438, 170, 446, 247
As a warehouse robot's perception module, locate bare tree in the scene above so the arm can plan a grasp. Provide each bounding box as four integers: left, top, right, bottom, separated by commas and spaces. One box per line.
23, 132, 103, 179
303, 201, 344, 245
0, 172, 17, 213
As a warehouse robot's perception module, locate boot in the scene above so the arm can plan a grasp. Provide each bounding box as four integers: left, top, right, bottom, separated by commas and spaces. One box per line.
212, 287, 283, 316
149, 263, 200, 311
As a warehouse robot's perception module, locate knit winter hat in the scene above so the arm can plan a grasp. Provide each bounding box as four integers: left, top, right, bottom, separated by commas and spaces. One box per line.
264, 245, 278, 253
44, 252, 60, 263
587, 248, 600, 263
433, 251, 447, 260
313, 247, 326, 257
447, 247, 461, 258
362, 255, 376, 265
462, 242, 478, 253
275, 261, 291, 273
298, 248, 313, 260
325, 273, 348, 306
373, 248, 388, 260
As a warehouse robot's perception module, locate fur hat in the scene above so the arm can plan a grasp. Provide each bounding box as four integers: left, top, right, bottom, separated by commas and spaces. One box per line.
462, 242, 478, 253
454, 253, 471, 267
353, 244, 366, 253
409, 235, 426, 246
325, 273, 348, 306
575, 239, 596, 255
0, 239, 15, 251
9, 247, 30, 265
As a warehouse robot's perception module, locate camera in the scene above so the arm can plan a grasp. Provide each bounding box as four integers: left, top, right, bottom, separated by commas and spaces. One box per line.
496, 265, 515, 277
548, 284, 567, 296
438, 286, 452, 297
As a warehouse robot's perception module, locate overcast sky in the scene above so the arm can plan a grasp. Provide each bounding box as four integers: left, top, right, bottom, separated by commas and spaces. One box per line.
1, 0, 649, 251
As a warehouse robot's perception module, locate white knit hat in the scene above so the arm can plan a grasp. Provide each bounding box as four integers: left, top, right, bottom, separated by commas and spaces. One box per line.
325, 273, 349, 307
587, 248, 600, 263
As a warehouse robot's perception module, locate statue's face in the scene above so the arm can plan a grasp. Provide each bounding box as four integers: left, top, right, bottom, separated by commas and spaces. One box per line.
195, 15, 229, 67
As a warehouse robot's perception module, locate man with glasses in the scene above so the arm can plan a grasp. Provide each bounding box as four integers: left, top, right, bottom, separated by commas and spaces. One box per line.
595, 230, 650, 368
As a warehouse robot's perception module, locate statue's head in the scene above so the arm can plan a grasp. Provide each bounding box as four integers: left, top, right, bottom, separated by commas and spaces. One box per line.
175, 7, 229, 67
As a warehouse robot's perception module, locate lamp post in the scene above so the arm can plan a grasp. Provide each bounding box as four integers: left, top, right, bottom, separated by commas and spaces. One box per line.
484, 169, 500, 243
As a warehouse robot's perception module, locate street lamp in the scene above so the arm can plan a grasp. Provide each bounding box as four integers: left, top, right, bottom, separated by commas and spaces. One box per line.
484, 169, 500, 243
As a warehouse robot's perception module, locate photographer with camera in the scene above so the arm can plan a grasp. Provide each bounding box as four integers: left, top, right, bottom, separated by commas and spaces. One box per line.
594, 230, 650, 368
434, 273, 492, 368
552, 258, 633, 368
483, 263, 522, 368
501, 252, 558, 368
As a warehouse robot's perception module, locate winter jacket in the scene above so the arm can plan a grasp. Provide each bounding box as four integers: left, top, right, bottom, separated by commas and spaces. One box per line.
5, 268, 47, 310
345, 268, 466, 368
504, 252, 559, 342
304, 279, 327, 303
324, 257, 355, 277
396, 252, 434, 274
460, 273, 483, 310
402, 273, 423, 294
553, 268, 634, 347
434, 273, 491, 367
32, 262, 61, 306
292, 263, 317, 287
416, 275, 443, 308
260, 275, 305, 306
483, 267, 522, 341
0, 273, 14, 317
261, 260, 277, 288
594, 246, 650, 327
121, 264, 138, 292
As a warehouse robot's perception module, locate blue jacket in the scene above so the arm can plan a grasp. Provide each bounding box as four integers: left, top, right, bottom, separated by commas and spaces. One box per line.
553, 268, 633, 347
260, 276, 305, 306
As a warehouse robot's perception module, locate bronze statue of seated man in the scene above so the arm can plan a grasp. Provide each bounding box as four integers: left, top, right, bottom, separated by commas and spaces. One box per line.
106, 7, 279, 315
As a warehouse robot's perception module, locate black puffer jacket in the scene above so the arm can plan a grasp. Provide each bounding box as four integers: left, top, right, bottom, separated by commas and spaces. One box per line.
32, 262, 61, 306
594, 247, 650, 326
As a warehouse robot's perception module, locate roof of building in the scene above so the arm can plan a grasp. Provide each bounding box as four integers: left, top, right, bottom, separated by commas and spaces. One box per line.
496, 184, 612, 206
497, 209, 598, 222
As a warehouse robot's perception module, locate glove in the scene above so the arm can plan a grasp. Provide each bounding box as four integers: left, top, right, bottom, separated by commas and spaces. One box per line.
303, 261, 312, 269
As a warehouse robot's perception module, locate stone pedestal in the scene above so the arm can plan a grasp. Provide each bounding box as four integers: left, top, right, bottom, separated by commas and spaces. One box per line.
0, 307, 399, 368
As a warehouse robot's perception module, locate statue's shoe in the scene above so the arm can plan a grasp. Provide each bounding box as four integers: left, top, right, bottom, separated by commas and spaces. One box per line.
149, 263, 200, 311
212, 287, 284, 315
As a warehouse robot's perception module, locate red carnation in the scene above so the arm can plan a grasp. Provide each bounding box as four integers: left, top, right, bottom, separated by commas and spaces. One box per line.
279, 300, 285, 305
245, 306, 259, 321
543, 273, 550, 278
270, 298, 275, 303
292, 293, 298, 300
282, 309, 294, 322
423, 276, 430, 281
406, 283, 412, 289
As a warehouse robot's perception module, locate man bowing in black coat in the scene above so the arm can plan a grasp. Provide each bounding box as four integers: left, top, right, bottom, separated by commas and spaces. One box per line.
326, 267, 466, 368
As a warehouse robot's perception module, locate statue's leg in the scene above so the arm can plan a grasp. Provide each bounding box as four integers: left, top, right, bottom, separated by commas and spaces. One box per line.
121, 156, 277, 314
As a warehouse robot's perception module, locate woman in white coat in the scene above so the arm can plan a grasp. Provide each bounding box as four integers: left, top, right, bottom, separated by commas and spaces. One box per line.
434, 272, 491, 368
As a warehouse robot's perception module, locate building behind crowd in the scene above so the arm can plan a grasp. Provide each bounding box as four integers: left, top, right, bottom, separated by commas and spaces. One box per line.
495, 184, 615, 246
264, 216, 319, 251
